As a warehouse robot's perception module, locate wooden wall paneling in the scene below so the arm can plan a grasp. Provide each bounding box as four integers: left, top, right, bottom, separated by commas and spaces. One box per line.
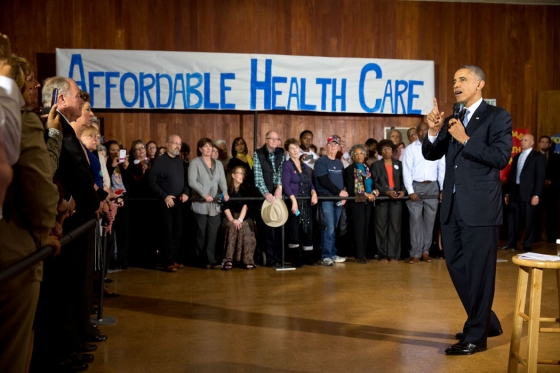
2, 0, 560, 151
537, 91, 560, 138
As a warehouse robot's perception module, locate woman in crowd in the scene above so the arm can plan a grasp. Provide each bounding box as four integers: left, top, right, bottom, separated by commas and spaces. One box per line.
188, 138, 229, 269
127, 139, 152, 197
282, 138, 318, 266
80, 127, 111, 194
365, 138, 379, 167
227, 137, 254, 188
343, 144, 379, 264
146, 141, 158, 161
372, 139, 405, 262
211, 144, 219, 160
221, 165, 257, 269
157, 146, 167, 156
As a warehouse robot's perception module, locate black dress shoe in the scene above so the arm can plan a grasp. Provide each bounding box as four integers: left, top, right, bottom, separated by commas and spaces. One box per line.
445, 340, 487, 355
71, 352, 94, 363
77, 343, 98, 352
455, 328, 503, 340
499, 245, 516, 251
87, 332, 108, 342
523, 247, 532, 252
55, 358, 89, 372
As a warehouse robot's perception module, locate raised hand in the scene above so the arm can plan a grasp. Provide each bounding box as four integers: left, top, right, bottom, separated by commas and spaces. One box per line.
426, 98, 445, 135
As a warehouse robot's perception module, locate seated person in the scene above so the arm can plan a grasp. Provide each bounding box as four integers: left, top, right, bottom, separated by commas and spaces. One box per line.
221, 165, 256, 269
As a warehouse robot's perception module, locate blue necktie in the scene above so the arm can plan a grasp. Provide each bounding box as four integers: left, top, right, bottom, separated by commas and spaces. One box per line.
463, 109, 470, 128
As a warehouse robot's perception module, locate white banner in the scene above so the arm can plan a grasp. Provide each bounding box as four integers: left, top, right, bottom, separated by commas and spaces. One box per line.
56, 49, 434, 114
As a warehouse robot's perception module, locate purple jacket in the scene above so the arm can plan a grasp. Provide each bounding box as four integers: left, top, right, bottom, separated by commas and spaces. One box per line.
282, 159, 315, 197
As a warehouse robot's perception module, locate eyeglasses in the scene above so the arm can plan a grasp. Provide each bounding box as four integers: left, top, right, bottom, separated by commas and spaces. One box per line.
266, 137, 280, 141
167, 141, 181, 146
135, 146, 145, 151
353, 152, 365, 156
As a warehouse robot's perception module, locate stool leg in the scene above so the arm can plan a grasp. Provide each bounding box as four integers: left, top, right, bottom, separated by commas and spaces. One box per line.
526, 267, 543, 373
557, 270, 560, 322
509, 265, 529, 373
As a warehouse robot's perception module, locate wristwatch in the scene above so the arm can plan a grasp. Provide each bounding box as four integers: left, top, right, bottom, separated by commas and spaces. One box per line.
237, 218, 244, 223
373, 190, 378, 196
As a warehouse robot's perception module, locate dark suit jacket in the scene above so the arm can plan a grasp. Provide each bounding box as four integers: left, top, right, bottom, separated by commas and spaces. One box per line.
54, 114, 100, 229
422, 100, 512, 227
505, 150, 546, 202
545, 152, 560, 192
371, 159, 405, 196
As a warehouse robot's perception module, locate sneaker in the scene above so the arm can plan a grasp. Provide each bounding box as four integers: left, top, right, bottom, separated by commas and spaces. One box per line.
322, 258, 334, 266
332, 255, 346, 263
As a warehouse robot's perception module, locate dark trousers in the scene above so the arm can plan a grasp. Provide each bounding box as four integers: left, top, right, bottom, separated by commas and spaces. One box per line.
507, 191, 537, 249
285, 199, 313, 247
159, 202, 183, 268
194, 213, 221, 265
347, 202, 372, 259
536, 187, 559, 242
441, 196, 501, 344
265, 225, 282, 262
374, 199, 402, 260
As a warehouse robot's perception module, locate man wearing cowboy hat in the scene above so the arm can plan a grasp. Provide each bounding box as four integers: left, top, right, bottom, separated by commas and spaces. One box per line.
253, 130, 285, 266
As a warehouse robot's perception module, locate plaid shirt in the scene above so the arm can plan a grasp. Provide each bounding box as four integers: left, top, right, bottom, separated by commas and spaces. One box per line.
253, 149, 283, 196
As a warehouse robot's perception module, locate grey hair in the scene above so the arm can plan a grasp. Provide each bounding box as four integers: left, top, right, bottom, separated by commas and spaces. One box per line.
97, 144, 107, 152
349, 144, 367, 158
42, 77, 71, 107
215, 139, 226, 146
167, 134, 180, 142
459, 65, 486, 82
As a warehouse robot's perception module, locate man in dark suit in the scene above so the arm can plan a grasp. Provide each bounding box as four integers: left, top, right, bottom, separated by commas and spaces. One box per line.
503, 134, 546, 251
536, 135, 560, 242
423, 65, 512, 355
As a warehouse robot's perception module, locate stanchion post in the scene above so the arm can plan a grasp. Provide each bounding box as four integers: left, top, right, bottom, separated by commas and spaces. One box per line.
92, 221, 117, 326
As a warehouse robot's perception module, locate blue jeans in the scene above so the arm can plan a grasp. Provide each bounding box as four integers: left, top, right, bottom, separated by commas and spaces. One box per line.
321, 201, 342, 259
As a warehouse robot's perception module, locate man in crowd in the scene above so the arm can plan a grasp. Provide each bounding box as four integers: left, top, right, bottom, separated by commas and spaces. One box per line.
407, 127, 418, 144
314, 135, 348, 266
536, 135, 560, 242
299, 130, 319, 169
253, 130, 284, 266
423, 65, 511, 355
149, 134, 190, 272
502, 134, 546, 252
402, 122, 445, 263
215, 139, 231, 171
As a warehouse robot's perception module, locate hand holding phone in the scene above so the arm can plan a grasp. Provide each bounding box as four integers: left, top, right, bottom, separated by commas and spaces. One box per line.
51, 88, 59, 107
119, 149, 126, 163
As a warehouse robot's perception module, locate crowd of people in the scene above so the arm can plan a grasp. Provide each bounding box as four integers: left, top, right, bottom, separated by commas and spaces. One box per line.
1, 32, 560, 372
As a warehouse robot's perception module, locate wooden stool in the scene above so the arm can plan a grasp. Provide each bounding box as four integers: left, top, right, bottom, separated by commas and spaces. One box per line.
508, 255, 560, 373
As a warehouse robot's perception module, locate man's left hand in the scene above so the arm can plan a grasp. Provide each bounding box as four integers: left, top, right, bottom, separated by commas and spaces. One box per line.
531, 195, 539, 206
447, 118, 469, 144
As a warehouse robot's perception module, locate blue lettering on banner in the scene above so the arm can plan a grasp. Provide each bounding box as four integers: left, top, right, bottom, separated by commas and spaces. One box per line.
139, 73, 155, 108
250, 59, 272, 110
105, 72, 120, 108
316, 78, 331, 111
68, 54, 87, 92
272, 76, 287, 110
300, 78, 316, 111
395, 80, 408, 114
172, 74, 187, 109
359, 63, 382, 113
120, 72, 139, 108
203, 73, 219, 109
332, 79, 347, 112
382, 80, 394, 113
407, 80, 423, 115
220, 73, 236, 109
88, 72, 103, 108
287, 77, 299, 110
156, 73, 173, 108
187, 73, 203, 109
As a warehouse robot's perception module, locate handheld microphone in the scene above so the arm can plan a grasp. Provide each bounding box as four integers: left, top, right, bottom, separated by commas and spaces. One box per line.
452, 103, 465, 119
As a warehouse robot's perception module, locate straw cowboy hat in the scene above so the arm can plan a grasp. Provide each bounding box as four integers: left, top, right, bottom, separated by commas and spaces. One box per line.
261, 198, 289, 227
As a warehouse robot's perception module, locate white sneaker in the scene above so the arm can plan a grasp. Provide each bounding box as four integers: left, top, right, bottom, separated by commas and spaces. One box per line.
322, 258, 334, 266
332, 255, 346, 263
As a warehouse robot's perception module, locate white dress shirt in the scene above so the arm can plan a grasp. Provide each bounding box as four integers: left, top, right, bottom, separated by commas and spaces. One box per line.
402, 139, 446, 194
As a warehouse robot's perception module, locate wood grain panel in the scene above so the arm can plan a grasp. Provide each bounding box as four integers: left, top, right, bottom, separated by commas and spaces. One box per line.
1, 0, 559, 152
